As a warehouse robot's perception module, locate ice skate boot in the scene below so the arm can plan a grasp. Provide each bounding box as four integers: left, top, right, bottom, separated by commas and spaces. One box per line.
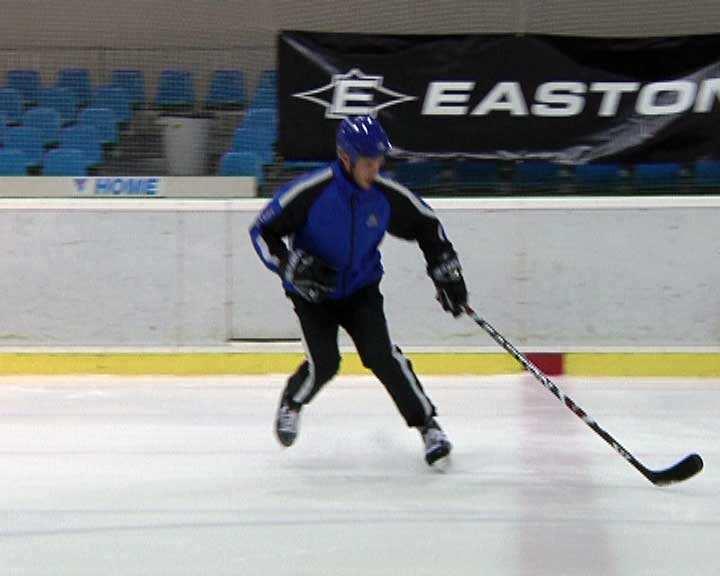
419, 418, 452, 465
275, 397, 301, 447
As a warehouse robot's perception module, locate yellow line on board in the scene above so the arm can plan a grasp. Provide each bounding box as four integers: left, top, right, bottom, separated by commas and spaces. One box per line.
0, 352, 523, 376
565, 353, 720, 377
2, 352, 718, 377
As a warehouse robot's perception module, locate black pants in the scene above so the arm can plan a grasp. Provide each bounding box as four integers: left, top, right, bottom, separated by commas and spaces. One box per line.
283, 282, 436, 428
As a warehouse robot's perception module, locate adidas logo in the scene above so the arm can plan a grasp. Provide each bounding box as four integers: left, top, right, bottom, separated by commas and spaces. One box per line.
366, 213, 379, 228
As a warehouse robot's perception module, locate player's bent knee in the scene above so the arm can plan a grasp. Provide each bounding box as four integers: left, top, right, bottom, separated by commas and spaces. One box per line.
360, 349, 393, 373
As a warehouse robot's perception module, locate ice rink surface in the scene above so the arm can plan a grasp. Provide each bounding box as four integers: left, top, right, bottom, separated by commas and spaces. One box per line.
0, 374, 717, 576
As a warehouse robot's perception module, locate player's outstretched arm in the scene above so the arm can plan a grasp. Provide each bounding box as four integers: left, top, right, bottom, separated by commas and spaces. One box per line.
377, 175, 467, 316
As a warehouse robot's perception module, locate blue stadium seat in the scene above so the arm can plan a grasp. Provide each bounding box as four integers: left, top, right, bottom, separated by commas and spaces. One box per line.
156, 70, 195, 108
633, 163, 682, 188
575, 163, 623, 183
575, 163, 625, 191
60, 125, 103, 166
239, 111, 274, 132
43, 148, 89, 175
513, 161, 565, 188
454, 161, 499, 188
111, 69, 146, 107
391, 161, 444, 191
218, 151, 263, 180
251, 70, 277, 109
5, 126, 44, 167
22, 107, 62, 147
206, 70, 245, 109
283, 160, 327, 171
251, 87, 276, 110
242, 108, 277, 162
6, 70, 41, 105
57, 68, 93, 107
79, 108, 119, 145
258, 69, 277, 86
693, 160, 720, 187
92, 86, 131, 124
233, 126, 274, 165
243, 107, 277, 134
0, 112, 6, 145
39, 87, 78, 125
257, 70, 276, 94
0, 88, 24, 123
0, 149, 29, 175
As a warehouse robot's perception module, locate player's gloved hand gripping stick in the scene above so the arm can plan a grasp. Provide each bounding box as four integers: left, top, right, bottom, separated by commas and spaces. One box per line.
428, 251, 467, 317
281, 249, 338, 303
462, 304, 704, 486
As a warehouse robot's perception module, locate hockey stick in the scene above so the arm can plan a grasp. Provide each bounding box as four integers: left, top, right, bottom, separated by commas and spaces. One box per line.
463, 305, 703, 486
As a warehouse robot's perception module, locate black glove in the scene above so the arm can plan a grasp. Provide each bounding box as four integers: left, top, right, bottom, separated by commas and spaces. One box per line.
281, 249, 337, 303
427, 251, 468, 317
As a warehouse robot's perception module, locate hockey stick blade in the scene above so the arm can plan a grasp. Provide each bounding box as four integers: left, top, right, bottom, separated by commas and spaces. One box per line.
647, 453, 704, 486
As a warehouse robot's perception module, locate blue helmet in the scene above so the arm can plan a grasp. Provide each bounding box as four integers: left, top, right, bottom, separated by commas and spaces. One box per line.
336, 116, 392, 163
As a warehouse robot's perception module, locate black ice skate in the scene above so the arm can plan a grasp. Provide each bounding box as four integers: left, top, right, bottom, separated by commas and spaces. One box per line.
419, 418, 452, 466
275, 397, 301, 447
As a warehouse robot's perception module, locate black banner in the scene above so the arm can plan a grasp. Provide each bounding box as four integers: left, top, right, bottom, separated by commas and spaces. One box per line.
278, 31, 720, 163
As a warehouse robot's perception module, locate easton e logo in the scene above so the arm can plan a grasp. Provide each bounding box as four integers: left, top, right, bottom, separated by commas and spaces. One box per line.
293, 69, 417, 119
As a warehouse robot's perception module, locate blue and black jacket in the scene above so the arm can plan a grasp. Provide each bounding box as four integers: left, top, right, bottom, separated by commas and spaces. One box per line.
250, 160, 457, 299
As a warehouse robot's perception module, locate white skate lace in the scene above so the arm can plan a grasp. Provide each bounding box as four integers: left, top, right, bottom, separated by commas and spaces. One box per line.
423, 427, 447, 449
278, 405, 299, 432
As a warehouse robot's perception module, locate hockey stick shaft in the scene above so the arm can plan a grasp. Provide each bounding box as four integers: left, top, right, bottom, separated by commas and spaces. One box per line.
463, 306, 690, 485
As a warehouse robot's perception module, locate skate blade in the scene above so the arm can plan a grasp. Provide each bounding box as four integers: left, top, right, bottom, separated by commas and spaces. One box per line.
426, 443, 452, 471
430, 452, 452, 473
274, 426, 297, 447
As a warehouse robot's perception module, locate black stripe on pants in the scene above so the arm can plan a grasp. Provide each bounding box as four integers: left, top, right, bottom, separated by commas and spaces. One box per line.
283, 282, 436, 428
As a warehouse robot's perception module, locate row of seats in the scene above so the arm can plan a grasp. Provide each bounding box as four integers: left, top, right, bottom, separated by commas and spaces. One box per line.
0, 85, 132, 126
0, 99, 278, 177
2, 68, 276, 112
0, 148, 89, 175
4, 142, 719, 183
1, 108, 117, 146
388, 160, 720, 190
0, 110, 113, 173
216, 156, 720, 192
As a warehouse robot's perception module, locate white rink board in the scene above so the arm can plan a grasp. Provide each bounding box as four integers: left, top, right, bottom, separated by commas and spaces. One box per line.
0, 196, 719, 347
0, 176, 256, 198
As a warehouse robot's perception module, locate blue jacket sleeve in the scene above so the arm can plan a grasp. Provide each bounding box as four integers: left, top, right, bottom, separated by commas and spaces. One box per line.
249, 198, 286, 274
249, 167, 333, 274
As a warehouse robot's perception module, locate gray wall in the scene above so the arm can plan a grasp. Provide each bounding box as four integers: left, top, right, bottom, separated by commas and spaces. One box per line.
273, 0, 720, 36
2, 1, 719, 44
1, 198, 718, 348
2, 1, 720, 99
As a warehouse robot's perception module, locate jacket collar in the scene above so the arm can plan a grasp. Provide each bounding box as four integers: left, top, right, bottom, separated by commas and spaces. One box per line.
333, 160, 367, 198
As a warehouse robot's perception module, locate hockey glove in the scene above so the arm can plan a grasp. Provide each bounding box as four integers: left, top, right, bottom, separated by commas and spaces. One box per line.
281, 249, 337, 303
428, 251, 467, 317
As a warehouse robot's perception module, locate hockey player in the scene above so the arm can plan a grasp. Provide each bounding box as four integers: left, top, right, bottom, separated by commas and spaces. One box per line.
249, 115, 467, 465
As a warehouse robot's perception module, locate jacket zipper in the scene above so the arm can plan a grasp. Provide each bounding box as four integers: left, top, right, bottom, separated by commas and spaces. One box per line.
345, 194, 356, 296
